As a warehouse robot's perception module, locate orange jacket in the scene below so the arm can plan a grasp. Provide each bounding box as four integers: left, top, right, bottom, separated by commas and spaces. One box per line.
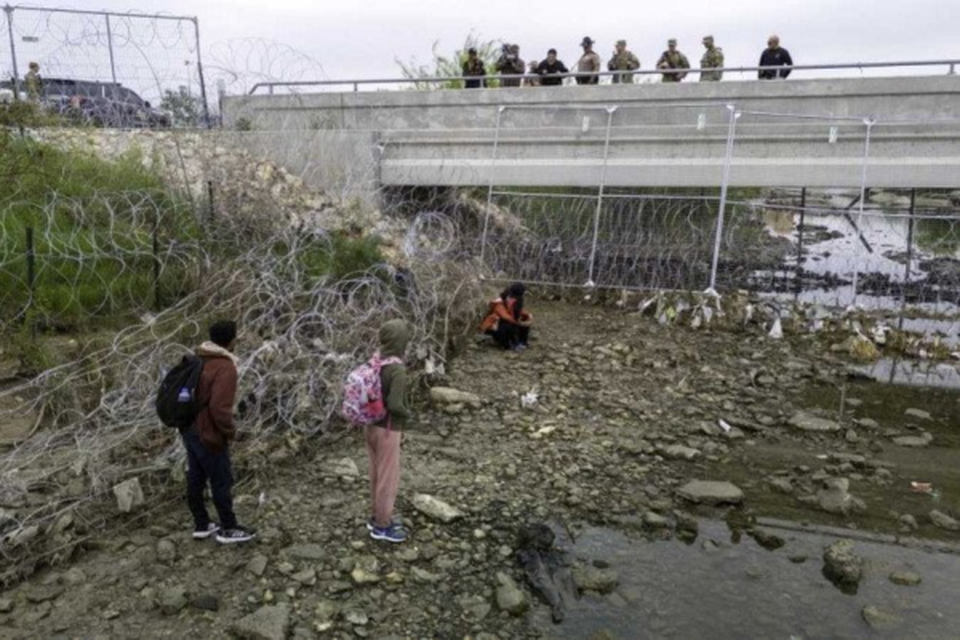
479, 297, 531, 333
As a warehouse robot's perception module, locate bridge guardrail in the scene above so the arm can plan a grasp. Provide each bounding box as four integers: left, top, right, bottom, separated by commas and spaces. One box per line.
248, 59, 960, 94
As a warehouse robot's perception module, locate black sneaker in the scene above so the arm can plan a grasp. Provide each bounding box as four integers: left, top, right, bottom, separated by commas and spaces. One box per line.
192, 523, 220, 540
215, 526, 257, 545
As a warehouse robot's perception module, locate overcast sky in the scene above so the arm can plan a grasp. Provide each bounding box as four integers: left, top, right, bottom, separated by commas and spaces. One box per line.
5, 0, 958, 93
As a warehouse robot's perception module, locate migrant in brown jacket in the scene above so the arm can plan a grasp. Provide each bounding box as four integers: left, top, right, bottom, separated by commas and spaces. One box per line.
194, 341, 238, 454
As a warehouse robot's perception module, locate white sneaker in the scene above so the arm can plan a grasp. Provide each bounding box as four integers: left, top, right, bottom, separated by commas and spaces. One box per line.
192, 523, 220, 540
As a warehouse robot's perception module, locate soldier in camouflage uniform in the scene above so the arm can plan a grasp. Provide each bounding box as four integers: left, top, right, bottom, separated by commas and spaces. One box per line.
656, 39, 690, 83
608, 39, 640, 84
699, 36, 724, 82
25, 62, 43, 101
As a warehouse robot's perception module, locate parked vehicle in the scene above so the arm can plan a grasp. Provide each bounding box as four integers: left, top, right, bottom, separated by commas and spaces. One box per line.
1, 77, 171, 127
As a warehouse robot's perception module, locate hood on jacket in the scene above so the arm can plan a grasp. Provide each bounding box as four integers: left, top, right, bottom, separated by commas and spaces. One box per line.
379, 319, 412, 359
196, 341, 240, 365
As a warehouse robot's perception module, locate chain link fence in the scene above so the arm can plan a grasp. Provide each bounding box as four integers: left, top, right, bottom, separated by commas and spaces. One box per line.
470, 102, 960, 314
1, 5, 208, 125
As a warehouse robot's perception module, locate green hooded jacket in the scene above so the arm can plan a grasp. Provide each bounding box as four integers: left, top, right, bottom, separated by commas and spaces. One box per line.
378, 319, 413, 429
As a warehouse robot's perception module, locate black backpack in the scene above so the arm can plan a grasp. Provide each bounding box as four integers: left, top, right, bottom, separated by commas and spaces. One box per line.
156, 355, 205, 429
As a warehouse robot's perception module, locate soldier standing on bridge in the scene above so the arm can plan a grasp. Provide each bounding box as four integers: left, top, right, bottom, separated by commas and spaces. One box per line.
758, 35, 793, 79
25, 62, 43, 101
699, 36, 724, 81
462, 48, 487, 89
576, 37, 602, 85
608, 40, 640, 84
496, 44, 526, 88
657, 39, 690, 82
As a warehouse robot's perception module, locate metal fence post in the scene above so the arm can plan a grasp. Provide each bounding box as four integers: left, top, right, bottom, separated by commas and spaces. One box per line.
207, 180, 215, 226
479, 106, 505, 266
709, 105, 740, 292
850, 119, 875, 307
153, 211, 161, 310
904, 188, 916, 285
25, 226, 36, 339
4, 5, 19, 100
191, 17, 210, 127
795, 187, 806, 296
104, 14, 118, 85
586, 106, 617, 287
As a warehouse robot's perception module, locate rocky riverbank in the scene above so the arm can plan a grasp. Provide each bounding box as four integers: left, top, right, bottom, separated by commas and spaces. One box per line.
0, 300, 957, 638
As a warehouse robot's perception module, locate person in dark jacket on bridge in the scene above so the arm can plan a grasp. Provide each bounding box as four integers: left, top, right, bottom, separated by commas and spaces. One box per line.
536, 49, 569, 86
759, 35, 793, 79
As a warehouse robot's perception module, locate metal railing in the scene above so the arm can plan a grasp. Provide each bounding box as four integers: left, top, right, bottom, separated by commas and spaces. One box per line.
248, 58, 960, 95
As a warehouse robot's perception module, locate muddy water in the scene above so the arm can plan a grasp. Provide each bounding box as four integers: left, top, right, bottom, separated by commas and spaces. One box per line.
533, 366, 960, 638
533, 520, 960, 639
760, 204, 960, 315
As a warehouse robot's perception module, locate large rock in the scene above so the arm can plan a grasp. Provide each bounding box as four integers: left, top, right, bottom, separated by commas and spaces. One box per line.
789, 412, 841, 433
929, 510, 960, 531
112, 478, 145, 513
892, 432, 933, 448
817, 478, 866, 516
677, 480, 744, 506
661, 445, 701, 461
158, 585, 188, 616
862, 605, 901, 631
412, 494, 464, 523
246, 554, 269, 577
156, 538, 177, 565
229, 604, 291, 640
328, 457, 360, 479
429, 387, 481, 408
495, 573, 529, 616
572, 564, 619, 595
904, 408, 932, 421
889, 571, 922, 587
822, 540, 864, 594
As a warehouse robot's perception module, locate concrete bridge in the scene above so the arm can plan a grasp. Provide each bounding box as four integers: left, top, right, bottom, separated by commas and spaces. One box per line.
222, 76, 960, 190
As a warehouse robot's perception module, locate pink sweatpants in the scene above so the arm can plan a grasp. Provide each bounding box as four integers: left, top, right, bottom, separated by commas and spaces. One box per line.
365, 425, 402, 527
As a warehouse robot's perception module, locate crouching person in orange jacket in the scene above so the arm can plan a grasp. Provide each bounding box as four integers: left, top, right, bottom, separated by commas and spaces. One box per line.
479, 283, 533, 351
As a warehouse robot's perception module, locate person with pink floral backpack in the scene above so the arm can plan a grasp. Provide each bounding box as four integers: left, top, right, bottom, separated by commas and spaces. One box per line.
342, 319, 413, 543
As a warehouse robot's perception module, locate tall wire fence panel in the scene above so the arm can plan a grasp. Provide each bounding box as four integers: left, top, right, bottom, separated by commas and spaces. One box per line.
1, 5, 208, 126
459, 100, 960, 315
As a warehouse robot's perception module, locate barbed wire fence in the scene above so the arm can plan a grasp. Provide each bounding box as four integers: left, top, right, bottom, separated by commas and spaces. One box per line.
458, 103, 960, 316
1, 4, 208, 124
2, 50, 960, 586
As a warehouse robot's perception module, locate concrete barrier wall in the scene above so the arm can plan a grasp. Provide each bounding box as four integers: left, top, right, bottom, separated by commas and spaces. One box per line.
222, 76, 960, 189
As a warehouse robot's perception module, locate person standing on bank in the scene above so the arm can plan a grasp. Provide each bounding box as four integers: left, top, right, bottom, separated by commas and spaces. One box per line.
365, 320, 413, 543
758, 35, 793, 79
657, 39, 690, 82
576, 37, 602, 85
183, 321, 255, 544
463, 47, 487, 88
608, 39, 640, 84
25, 62, 43, 101
699, 36, 724, 81
536, 49, 569, 86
